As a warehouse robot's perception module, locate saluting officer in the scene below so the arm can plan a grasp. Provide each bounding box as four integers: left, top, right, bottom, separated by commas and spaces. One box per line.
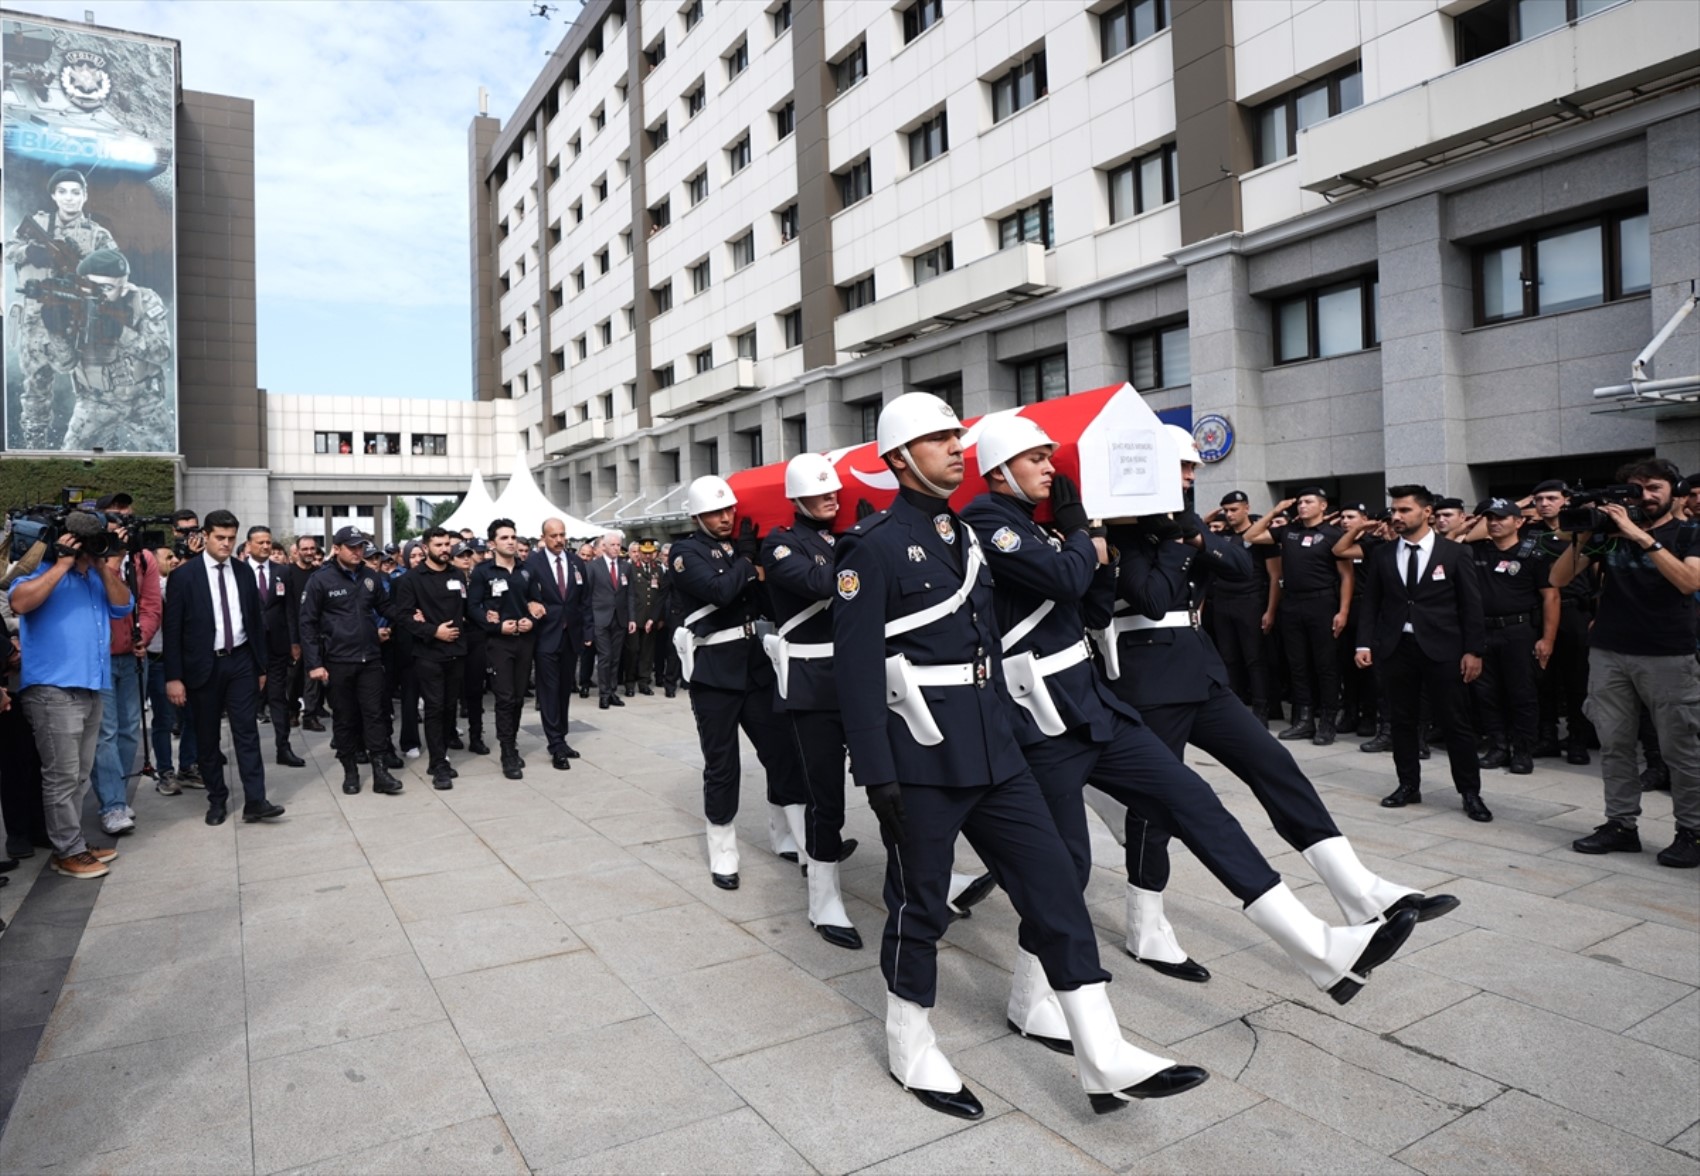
961, 415, 1417, 1034
1245, 487, 1352, 744
298, 526, 404, 796
1468, 499, 1557, 776
468, 518, 542, 780
1333, 503, 1382, 740
760, 454, 862, 949
1204, 490, 1279, 725
1527, 481, 1597, 762
834, 393, 1208, 1121
670, 476, 811, 889
390, 527, 469, 790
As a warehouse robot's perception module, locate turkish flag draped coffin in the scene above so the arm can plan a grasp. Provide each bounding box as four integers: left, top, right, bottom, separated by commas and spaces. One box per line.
725, 383, 1186, 534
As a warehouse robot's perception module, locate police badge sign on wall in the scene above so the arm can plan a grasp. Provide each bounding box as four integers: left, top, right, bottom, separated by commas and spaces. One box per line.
1192, 415, 1234, 464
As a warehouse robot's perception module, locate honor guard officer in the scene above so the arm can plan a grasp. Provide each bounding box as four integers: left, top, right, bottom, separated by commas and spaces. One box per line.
1205, 490, 1280, 725
760, 453, 863, 949
468, 519, 542, 780
671, 475, 812, 890
298, 527, 404, 797
391, 528, 469, 790
1468, 499, 1557, 776
834, 393, 1208, 1120
1088, 445, 1457, 977
961, 415, 1417, 1032
1245, 487, 1352, 744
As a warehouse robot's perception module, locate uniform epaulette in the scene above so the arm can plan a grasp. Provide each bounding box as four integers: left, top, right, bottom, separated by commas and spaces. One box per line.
847, 509, 892, 536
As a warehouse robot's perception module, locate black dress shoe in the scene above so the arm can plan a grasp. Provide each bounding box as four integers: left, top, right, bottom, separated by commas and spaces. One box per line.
275, 748, 306, 768
446, 732, 464, 750
431, 766, 454, 791
1566, 744, 1592, 765
1530, 736, 1561, 758
624, 686, 635, 697
1461, 792, 1493, 822
1128, 952, 1211, 983
1088, 1065, 1209, 1114
0, 859, 18, 874
838, 838, 858, 862
638, 685, 654, 696
468, 737, 490, 755
562, 744, 581, 759
1477, 746, 1509, 769
815, 923, 863, 950
665, 686, 677, 698
551, 753, 573, 771
1007, 1018, 1073, 1055
372, 764, 405, 795
1383, 893, 1461, 923
1507, 750, 1533, 775
892, 1075, 983, 1120
1573, 820, 1641, 855
712, 871, 739, 890
579, 686, 590, 699
205, 804, 228, 827
947, 872, 997, 919
779, 851, 799, 863
1329, 907, 1418, 1004
242, 802, 286, 823
1381, 784, 1422, 808
608, 694, 625, 707
599, 697, 611, 710
381, 750, 404, 770
302, 715, 325, 732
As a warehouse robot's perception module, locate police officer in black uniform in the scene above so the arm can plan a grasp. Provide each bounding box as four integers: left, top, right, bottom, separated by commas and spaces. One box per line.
1204, 490, 1280, 725
1333, 503, 1382, 739
961, 415, 1416, 1026
391, 527, 469, 790
1468, 498, 1557, 776
761, 454, 862, 949
298, 526, 404, 796
670, 475, 811, 890
1246, 487, 1351, 744
834, 392, 1207, 1121
454, 541, 491, 755
468, 518, 541, 780
1528, 481, 1597, 762
655, 542, 683, 697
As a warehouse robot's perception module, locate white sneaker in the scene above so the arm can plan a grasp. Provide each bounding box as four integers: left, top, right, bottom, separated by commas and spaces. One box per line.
123, 804, 136, 820
101, 809, 136, 835
404, 747, 422, 760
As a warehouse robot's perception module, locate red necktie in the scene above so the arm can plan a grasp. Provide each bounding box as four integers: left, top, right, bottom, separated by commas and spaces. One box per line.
555, 554, 567, 599
609, 559, 617, 588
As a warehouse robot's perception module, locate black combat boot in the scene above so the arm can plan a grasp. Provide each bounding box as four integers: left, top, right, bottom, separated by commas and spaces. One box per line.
1277, 707, 1315, 741
1477, 740, 1509, 769
340, 757, 361, 795
1360, 721, 1392, 753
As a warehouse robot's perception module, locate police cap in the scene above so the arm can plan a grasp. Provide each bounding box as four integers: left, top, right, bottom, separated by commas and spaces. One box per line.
451, 542, 474, 558
1219, 490, 1249, 506
332, 525, 366, 548
1340, 501, 1371, 515
1476, 497, 1519, 518
1531, 479, 1567, 495
1434, 497, 1466, 512
1294, 485, 1330, 501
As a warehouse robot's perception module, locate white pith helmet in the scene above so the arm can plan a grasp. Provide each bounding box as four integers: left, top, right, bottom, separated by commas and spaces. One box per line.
684, 474, 737, 517
783, 452, 843, 499
1166, 423, 1202, 465
876, 392, 963, 457
974, 414, 1058, 505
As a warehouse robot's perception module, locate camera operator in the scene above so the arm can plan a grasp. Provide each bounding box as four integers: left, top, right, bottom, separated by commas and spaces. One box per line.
86, 506, 161, 835
171, 510, 204, 560
1552, 459, 1700, 868
7, 509, 132, 879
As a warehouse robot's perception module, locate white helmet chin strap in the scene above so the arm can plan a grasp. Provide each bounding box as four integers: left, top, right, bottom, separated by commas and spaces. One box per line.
898, 444, 953, 499
997, 462, 1034, 505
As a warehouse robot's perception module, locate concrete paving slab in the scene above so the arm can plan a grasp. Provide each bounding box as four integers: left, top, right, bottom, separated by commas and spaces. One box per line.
1087, 887, 1270, 965
1625, 990, 1700, 1060
35, 953, 246, 1062
241, 898, 415, 972
1393, 1089, 1700, 1175
530, 858, 696, 924
1422, 876, 1642, 950
236, 833, 371, 885
635, 951, 868, 1063
1249, 1001, 1503, 1105
432, 951, 649, 1058
1124, 1098, 1420, 1174
363, 831, 504, 881
738, 893, 887, 981
381, 862, 535, 923
272, 1114, 529, 1176
402, 899, 581, 978
249, 1019, 494, 1173
1395, 992, 1698, 1144
1210, 942, 1479, 1034
857, 1110, 1113, 1174
591, 804, 714, 846
832, 946, 1020, 1058
0, 958, 68, 1034
560, 1105, 813, 1175
81, 868, 239, 928
237, 865, 389, 924
64, 907, 242, 982
1399, 809, 1579, 856
1562, 870, 1700, 932
1586, 920, 1700, 986
574, 900, 770, 982
1400, 837, 1610, 896
469, 807, 599, 851
245, 951, 445, 1061
1671, 1121, 1700, 1161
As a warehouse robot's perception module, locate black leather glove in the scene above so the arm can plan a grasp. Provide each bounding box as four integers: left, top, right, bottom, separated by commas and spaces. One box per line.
1049, 473, 1089, 535
867, 782, 906, 844
24, 243, 55, 268
1139, 514, 1183, 544
856, 498, 877, 522
734, 517, 760, 561
1177, 510, 1204, 541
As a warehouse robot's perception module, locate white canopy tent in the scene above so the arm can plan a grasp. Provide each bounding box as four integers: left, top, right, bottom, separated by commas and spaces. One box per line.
435, 469, 495, 536
487, 445, 605, 539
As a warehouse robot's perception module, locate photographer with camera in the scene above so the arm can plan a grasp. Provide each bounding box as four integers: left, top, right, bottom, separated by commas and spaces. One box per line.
1551, 459, 1700, 867
6, 508, 133, 879
85, 504, 161, 835
171, 511, 204, 560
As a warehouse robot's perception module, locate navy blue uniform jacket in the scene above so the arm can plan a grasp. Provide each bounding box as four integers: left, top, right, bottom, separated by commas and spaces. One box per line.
669, 530, 775, 692
299, 560, 388, 670
760, 515, 840, 711
1109, 524, 1250, 709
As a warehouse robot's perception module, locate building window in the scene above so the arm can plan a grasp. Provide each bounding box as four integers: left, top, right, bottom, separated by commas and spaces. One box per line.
856, 399, 880, 443
736, 328, 757, 359
835, 157, 873, 208
314, 430, 352, 455
1457, 0, 1623, 64
408, 433, 447, 457
653, 281, 674, 314
573, 267, 586, 293
594, 175, 609, 201
574, 335, 588, 360
777, 203, 800, 243
623, 305, 636, 332
571, 199, 584, 224
649, 119, 670, 151
596, 248, 610, 275
1474, 206, 1649, 324
549, 283, 563, 311
782, 307, 804, 348
570, 134, 582, 158
644, 37, 666, 70
999, 196, 1053, 249
1108, 142, 1177, 223
903, 0, 944, 43
730, 230, 756, 271
548, 222, 562, 247
694, 347, 715, 374
682, 0, 702, 32
690, 257, 712, 294
655, 362, 676, 388
686, 83, 706, 117
728, 133, 752, 174
699, 439, 720, 476
743, 429, 764, 467
599, 319, 613, 346
363, 431, 401, 455
688, 169, 709, 205
775, 100, 796, 140
772, 0, 792, 35
839, 274, 876, 312
785, 415, 807, 456
553, 345, 568, 373
912, 241, 954, 286
834, 41, 868, 95
1099, 0, 1170, 60
547, 160, 561, 185
991, 49, 1047, 123
908, 111, 949, 169
601, 392, 615, 420
649, 198, 671, 232
1253, 62, 1363, 168
592, 104, 607, 131
726, 40, 749, 80
921, 378, 964, 418
1272, 275, 1379, 364
1128, 322, 1191, 389
1014, 354, 1068, 404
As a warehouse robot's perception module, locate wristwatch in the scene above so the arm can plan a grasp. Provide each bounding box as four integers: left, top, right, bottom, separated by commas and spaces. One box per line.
1642, 539, 1663, 554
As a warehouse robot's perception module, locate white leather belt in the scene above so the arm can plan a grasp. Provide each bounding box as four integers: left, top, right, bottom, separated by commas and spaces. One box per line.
1121, 610, 1196, 632
697, 626, 747, 647
785, 641, 833, 659
1031, 639, 1090, 676
907, 662, 976, 687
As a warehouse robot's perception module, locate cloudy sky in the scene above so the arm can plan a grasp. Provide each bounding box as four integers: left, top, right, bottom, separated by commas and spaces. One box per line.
8, 0, 572, 399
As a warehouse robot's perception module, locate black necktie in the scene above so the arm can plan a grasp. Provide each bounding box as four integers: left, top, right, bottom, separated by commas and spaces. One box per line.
217, 562, 234, 652
1405, 543, 1420, 595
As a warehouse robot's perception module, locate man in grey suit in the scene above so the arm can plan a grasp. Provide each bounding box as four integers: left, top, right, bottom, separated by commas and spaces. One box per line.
588, 533, 635, 709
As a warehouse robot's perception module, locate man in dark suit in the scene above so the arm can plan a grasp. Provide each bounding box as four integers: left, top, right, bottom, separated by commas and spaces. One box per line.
245, 525, 303, 767
164, 509, 285, 827
524, 518, 592, 769
587, 532, 635, 710
1355, 485, 1490, 821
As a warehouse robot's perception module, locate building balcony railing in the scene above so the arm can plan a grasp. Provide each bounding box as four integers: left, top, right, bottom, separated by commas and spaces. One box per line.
544, 416, 609, 455
650, 357, 760, 419
834, 242, 1053, 353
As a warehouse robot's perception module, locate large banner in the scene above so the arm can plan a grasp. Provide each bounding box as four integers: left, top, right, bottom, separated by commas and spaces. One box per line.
1, 13, 177, 453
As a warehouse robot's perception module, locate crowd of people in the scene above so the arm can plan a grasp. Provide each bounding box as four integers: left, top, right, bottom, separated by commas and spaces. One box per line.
0, 412, 1694, 1116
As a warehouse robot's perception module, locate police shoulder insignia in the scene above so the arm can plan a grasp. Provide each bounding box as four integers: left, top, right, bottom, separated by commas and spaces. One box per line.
774, 545, 792, 560
934, 515, 956, 544
1047, 535, 1063, 551
991, 526, 1021, 553
673, 556, 685, 572
836, 570, 861, 600
364, 577, 375, 591
822, 532, 836, 546
907, 545, 927, 562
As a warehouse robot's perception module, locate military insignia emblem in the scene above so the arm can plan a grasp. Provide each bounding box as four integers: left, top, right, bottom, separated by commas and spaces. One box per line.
991, 526, 1021, 553
363, 577, 375, 591
60, 50, 112, 111
673, 556, 685, 572
907, 545, 926, 562
836, 570, 860, 600
934, 515, 955, 544
822, 533, 835, 546
1047, 535, 1063, 551
774, 545, 792, 560
814, 554, 827, 566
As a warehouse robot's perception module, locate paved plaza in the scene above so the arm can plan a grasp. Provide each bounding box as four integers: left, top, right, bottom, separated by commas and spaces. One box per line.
0, 694, 1696, 1175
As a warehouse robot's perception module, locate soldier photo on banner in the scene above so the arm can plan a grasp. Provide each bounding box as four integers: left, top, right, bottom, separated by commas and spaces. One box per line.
2, 13, 178, 454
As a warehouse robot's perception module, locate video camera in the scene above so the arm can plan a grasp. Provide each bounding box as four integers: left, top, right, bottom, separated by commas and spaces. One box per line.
1556, 484, 1646, 535
5, 502, 118, 561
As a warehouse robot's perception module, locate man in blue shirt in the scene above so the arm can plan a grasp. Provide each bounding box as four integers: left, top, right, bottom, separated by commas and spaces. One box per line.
8, 512, 134, 879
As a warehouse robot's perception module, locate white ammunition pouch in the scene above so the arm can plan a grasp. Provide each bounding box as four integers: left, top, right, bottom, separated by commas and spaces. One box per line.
879, 532, 984, 744
675, 601, 746, 685
1086, 609, 1196, 681
762, 597, 831, 700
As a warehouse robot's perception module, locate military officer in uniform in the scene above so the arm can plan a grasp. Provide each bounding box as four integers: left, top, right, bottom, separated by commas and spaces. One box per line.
61, 249, 174, 453
761, 454, 863, 949
834, 393, 1209, 1121
623, 540, 665, 695
670, 476, 811, 889
1468, 498, 1557, 775
961, 415, 1418, 1032
1204, 490, 1279, 725
1432, 497, 1469, 539
1245, 488, 1351, 744
468, 519, 542, 779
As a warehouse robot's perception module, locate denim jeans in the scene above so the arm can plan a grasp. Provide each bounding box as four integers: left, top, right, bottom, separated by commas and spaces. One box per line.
20, 685, 101, 858
146, 655, 197, 773
91, 653, 142, 815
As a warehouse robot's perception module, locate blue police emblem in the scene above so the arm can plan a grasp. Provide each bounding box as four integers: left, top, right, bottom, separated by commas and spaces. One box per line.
1192, 414, 1234, 463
